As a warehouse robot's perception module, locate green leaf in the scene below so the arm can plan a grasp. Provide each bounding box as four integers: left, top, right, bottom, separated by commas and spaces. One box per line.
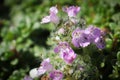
100, 62, 105, 68
10, 58, 19, 66
117, 51, 120, 61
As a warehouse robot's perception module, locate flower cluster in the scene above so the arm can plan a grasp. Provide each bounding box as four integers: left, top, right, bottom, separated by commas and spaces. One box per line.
41, 6, 80, 25
26, 5, 106, 80
28, 58, 63, 80
72, 25, 105, 49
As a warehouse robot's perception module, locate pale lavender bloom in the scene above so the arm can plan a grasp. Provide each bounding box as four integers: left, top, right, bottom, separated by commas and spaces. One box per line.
85, 25, 105, 49
41, 13, 59, 24
50, 12, 59, 24
37, 67, 46, 76
49, 70, 63, 80
41, 6, 59, 24
72, 28, 82, 47
60, 48, 76, 64
78, 33, 91, 47
49, 6, 59, 24
50, 6, 58, 14
94, 37, 105, 49
29, 58, 53, 78
85, 26, 102, 42
41, 16, 50, 23
72, 38, 80, 48
41, 58, 53, 72
63, 6, 80, 17
72, 28, 90, 47
54, 42, 76, 64
24, 75, 33, 80
72, 26, 105, 49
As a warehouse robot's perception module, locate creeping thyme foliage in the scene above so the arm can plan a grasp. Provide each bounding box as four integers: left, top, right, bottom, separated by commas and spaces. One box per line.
27, 5, 106, 80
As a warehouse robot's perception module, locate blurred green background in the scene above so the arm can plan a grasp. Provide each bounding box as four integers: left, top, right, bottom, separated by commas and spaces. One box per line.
0, 0, 120, 80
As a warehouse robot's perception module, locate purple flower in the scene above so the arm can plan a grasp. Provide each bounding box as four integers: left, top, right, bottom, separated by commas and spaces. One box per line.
41, 58, 53, 72
24, 75, 33, 80
49, 70, 63, 80
54, 42, 76, 64
85, 25, 102, 42
29, 58, 53, 78
50, 6, 58, 14
60, 48, 76, 64
37, 58, 53, 76
50, 12, 59, 24
41, 16, 50, 23
63, 6, 80, 17
41, 6, 59, 24
85, 25, 106, 49
94, 37, 105, 49
37, 67, 46, 76
72, 26, 106, 49
72, 28, 90, 48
